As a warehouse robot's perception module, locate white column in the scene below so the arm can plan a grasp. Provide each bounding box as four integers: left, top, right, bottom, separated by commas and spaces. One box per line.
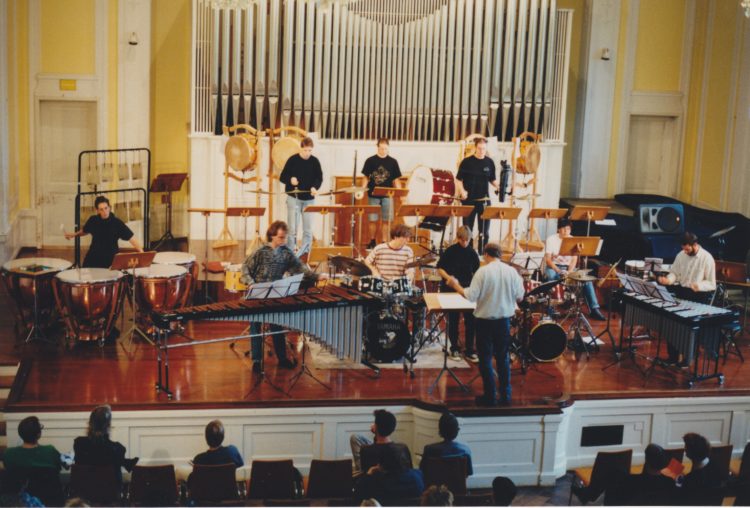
0, 0, 9, 236
118, 0, 151, 149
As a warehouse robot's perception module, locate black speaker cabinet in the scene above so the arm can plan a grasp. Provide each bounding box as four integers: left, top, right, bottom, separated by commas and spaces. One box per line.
638, 204, 685, 234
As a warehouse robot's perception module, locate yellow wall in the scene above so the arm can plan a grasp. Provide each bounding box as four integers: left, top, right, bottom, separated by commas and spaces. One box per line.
633, 0, 685, 92
40, 0, 95, 74
10, 0, 30, 210
606, 0, 630, 197
108, 0, 118, 148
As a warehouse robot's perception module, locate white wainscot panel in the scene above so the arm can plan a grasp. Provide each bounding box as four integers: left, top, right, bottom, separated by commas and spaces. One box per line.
244, 423, 323, 468
129, 424, 206, 464
665, 412, 732, 447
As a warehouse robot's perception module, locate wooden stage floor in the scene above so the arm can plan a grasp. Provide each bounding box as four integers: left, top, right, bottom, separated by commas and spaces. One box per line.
3, 250, 750, 416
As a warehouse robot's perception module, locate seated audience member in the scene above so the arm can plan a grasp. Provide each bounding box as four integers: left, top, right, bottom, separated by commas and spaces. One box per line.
678, 432, 724, 505
193, 420, 244, 467
354, 445, 424, 504
420, 413, 473, 476
360, 499, 381, 507
64, 498, 91, 507
420, 484, 454, 506
73, 405, 138, 483
351, 409, 412, 475
492, 476, 517, 506
3, 416, 62, 472
608, 444, 675, 505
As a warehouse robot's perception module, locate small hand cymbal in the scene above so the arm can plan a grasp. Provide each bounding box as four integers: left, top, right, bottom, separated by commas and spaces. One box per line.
405, 253, 437, 268
338, 185, 367, 194
567, 272, 597, 282
328, 256, 372, 277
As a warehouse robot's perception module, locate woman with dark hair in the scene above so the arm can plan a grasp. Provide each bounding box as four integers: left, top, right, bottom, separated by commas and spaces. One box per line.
73, 405, 138, 483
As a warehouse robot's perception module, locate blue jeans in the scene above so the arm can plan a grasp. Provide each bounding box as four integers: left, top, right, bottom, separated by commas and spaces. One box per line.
545, 266, 600, 310
250, 322, 288, 363
475, 317, 512, 402
287, 197, 314, 255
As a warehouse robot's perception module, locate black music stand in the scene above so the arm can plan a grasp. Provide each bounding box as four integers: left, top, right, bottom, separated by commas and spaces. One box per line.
112, 251, 157, 352
150, 173, 187, 251
288, 284, 332, 393
559, 237, 600, 358
423, 293, 473, 394
188, 208, 225, 304
226, 206, 265, 257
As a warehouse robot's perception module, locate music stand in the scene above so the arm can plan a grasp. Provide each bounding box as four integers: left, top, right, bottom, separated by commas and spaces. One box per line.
526, 208, 567, 253
188, 208, 226, 304
481, 206, 522, 246
150, 173, 188, 251
559, 237, 601, 357
398, 204, 438, 247
570, 205, 609, 267
226, 207, 265, 257
340, 205, 380, 258
304, 204, 343, 247
372, 187, 409, 243
112, 251, 157, 351
431, 205, 473, 246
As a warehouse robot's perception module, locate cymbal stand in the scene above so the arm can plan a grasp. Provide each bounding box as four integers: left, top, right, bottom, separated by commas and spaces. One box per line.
200, 211, 213, 304
25, 276, 54, 344
426, 310, 469, 393
566, 283, 598, 358
595, 263, 621, 350
513, 304, 555, 377
289, 312, 331, 391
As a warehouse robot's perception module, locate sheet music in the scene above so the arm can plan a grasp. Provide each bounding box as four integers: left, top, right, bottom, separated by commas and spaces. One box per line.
244, 273, 304, 299
436, 293, 476, 311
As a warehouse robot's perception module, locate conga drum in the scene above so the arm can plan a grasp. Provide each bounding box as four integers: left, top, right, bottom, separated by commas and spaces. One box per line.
132, 264, 190, 331
53, 268, 126, 344
1, 257, 72, 335
153, 251, 198, 302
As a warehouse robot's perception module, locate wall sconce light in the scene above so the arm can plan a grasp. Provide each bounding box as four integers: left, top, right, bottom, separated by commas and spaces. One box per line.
742, 0, 750, 18
128, 32, 139, 46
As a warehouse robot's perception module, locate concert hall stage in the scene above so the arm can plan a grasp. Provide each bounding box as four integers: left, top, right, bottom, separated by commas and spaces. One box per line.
3, 251, 750, 487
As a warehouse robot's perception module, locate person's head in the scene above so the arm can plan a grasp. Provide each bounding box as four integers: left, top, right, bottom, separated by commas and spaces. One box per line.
379, 443, 406, 474
371, 409, 397, 438
420, 485, 454, 506
376, 137, 390, 157
455, 226, 472, 248
300, 137, 314, 159
483, 243, 502, 263
474, 137, 488, 158
64, 497, 91, 507
266, 221, 289, 247
18, 416, 43, 445
683, 432, 711, 463
390, 224, 411, 249
438, 412, 460, 442
643, 443, 669, 473
492, 476, 518, 506
681, 231, 700, 256
204, 420, 225, 448
94, 196, 111, 219
87, 404, 112, 440
360, 499, 381, 507
557, 218, 571, 237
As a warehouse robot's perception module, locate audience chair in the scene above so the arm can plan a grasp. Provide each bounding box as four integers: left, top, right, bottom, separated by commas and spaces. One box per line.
492, 476, 518, 506
8, 467, 64, 507
247, 459, 298, 500
263, 499, 311, 507
711, 444, 734, 483
732, 442, 750, 481
306, 459, 353, 499
454, 493, 494, 506
187, 463, 241, 505
68, 464, 122, 505
421, 456, 468, 495
129, 464, 179, 506
569, 449, 632, 505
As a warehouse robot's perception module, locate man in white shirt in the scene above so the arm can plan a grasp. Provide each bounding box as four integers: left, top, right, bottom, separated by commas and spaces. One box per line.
544, 218, 605, 321
657, 231, 716, 304
365, 224, 415, 282
448, 243, 525, 406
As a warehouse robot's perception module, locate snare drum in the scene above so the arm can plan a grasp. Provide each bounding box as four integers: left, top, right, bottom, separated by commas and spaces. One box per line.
1, 257, 72, 330
625, 260, 646, 279
153, 251, 198, 302
53, 268, 126, 343
133, 265, 190, 321
359, 275, 385, 296
404, 167, 455, 231
224, 264, 248, 293
388, 276, 412, 297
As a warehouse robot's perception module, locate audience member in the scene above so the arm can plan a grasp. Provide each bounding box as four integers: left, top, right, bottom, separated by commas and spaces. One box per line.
64, 497, 91, 507
360, 499, 382, 507
3, 416, 62, 472
351, 409, 412, 475
608, 444, 675, 505
73, 405, 138, 484
420, 484, 454, 506
678, 432, 724, 505
192, 420, 244, 467
420, 413, 473, 476
491, 476, 517, 506
354, 445, 424, 505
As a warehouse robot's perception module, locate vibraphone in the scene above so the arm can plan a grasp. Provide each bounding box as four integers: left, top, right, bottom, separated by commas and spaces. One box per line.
152, 285, 376, 397
619, 292, 738, 386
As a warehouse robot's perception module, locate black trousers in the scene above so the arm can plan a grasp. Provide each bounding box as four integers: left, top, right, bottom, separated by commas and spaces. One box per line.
446, 311, 475, 354
462, 201, 489, 252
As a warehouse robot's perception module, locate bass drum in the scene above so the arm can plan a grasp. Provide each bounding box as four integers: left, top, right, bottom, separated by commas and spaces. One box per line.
404, 167, 455, 231
528, 321, 567, 362
366, 312, 411, 363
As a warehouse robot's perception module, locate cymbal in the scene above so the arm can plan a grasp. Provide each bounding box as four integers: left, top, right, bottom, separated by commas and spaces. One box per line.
328, 255, 371, 277
514, 193, 542, 201
525, 278, 562, 299
567, 273, 597, 282
406, 253, 437, 268
338, 185, 367, 194
709, 225, 736, 238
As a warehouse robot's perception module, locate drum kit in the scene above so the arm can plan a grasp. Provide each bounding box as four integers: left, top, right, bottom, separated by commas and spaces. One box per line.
2, 251, 199, 347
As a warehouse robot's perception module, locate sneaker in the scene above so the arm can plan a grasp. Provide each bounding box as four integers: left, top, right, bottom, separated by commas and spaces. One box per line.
450, 350, 462, 361
278, 358, 298, 369
465, 353, 479, 363
590, 308, 606, 321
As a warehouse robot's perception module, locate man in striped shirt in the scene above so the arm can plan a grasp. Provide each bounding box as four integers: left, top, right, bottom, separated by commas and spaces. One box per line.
365, 224, 415, 282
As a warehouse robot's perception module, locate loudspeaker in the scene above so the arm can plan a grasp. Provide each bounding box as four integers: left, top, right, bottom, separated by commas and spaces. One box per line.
638, 204, 685, 234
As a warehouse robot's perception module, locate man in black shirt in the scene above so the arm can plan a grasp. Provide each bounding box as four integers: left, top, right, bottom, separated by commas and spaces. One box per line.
437, 226, 480, 361
362, 138, 402, 245
455, 137, 498, 252
279, 136, 323, 257
65, 196, 143, 268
